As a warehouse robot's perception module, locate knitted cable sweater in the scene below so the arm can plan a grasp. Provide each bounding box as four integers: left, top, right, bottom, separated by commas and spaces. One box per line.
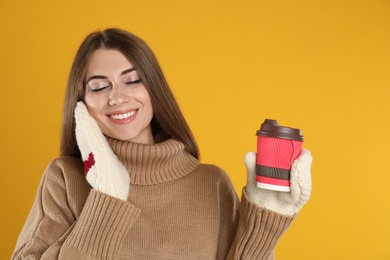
12, 139, 294, 259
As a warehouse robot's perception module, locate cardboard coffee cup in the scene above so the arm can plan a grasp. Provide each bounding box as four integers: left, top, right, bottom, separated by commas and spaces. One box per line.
256, 119, 304, 192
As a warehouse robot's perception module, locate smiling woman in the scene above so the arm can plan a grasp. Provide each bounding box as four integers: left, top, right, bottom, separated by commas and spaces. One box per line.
11, 28, 312, 259
60, 28, 200, 160
84, 49, 154, 144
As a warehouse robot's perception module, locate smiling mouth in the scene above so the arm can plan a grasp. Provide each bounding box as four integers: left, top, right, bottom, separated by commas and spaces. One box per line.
110, 110, 136, 120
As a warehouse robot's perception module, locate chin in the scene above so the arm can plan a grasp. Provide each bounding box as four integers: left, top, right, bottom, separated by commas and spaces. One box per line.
116, 134, 150, 144
106, 128, 154, 144
115, 135, 138, 142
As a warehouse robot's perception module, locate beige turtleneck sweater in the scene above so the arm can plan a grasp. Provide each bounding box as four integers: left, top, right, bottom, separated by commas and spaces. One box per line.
12, 139, 293, 259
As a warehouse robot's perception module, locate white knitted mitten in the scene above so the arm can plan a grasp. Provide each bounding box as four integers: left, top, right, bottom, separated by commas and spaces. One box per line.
244, 149, 312, 216
75, 101, 130, 201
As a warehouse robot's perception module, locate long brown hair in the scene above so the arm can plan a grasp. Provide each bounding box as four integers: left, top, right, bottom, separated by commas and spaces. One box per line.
60, 28, 199, 159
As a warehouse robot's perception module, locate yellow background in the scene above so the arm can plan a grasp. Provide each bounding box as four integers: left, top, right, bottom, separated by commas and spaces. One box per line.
1, 0, 389, 259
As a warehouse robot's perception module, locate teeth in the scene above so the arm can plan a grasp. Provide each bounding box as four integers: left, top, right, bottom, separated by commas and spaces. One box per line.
111, 111, 136, 120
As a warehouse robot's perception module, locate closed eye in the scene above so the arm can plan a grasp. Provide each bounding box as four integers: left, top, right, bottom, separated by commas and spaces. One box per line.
87, 78, 112, 93
124, 78, 142, 85
90, 86, 110, 93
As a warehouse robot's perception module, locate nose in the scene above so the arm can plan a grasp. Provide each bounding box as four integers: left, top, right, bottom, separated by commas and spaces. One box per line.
108, 85, 129, 106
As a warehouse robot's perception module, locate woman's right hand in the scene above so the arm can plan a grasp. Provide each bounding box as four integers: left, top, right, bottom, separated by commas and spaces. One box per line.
75, 101, 130, 201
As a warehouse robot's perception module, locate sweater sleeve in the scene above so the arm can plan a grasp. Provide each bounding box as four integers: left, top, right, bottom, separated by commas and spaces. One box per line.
12, 158, 140, 259
226, 188, 294, 260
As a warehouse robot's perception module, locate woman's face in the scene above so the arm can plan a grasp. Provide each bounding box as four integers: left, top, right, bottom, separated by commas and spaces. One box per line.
84, 48, 154, 144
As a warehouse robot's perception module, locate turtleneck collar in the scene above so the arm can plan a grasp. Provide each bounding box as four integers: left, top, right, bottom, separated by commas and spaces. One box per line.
107, 138, 200, 185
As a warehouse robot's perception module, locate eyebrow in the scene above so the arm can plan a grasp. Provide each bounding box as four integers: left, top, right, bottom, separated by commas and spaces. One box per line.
85, 67, 136, 84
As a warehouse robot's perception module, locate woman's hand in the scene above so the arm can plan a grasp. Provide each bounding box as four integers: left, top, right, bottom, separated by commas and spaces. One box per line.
75, 101, 130, 201
244, 149, 312, 216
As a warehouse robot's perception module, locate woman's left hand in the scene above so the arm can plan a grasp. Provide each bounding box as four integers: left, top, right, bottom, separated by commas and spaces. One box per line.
244, 149, 313, 216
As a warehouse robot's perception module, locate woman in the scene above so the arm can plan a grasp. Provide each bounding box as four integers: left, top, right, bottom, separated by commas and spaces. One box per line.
12, 28, 312, 259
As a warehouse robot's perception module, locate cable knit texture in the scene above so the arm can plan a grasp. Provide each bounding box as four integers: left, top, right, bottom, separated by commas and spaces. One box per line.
13, 139, 294, 260
75, 102, 130, 201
